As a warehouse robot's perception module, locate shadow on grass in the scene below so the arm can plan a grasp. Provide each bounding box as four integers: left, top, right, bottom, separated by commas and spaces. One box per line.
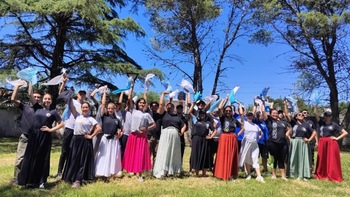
0, 180, 62, 197
0, 137, 63, 154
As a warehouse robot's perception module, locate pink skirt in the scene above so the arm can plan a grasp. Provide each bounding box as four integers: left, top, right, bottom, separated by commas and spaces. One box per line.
122, 132, 152, 173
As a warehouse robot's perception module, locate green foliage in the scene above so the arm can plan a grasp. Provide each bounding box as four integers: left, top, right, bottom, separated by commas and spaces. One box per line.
136, 90, 161, 103
0, 0, 163, 97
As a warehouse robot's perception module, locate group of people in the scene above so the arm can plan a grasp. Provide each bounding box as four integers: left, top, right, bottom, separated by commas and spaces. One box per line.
11, 74, 348, 189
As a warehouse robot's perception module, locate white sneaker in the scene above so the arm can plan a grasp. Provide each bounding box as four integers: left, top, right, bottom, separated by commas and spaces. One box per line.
116, 171, 123, 178
256, 176, 265, 183
303, 178, 308, 181
271, 175, 277, 180
282, 177, 288, 181
297, 177, 301, 181
39, 183, 45, 189
138, 176, 144, 182
129, 172, 135, 176
246, 175, 251, 181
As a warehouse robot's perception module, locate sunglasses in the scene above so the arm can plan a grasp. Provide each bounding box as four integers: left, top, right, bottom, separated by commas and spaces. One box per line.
225, 110, 232, 112
297, 114, 304, 117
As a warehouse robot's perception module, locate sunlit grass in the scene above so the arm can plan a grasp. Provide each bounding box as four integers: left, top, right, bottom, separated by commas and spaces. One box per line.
0, 137, 349, 197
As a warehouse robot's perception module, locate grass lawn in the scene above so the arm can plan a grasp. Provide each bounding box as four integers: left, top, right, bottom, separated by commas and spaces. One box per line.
0, 137, 349, 197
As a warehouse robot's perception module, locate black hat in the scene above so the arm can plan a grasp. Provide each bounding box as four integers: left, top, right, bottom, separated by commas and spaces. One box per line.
324, 111, 332, 116
57, 89, 74, 100
196, 100, 206, 105
78, 89, 86, 94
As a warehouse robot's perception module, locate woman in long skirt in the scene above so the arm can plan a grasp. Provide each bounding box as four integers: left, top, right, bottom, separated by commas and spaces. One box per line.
238, 110, 264, 183
213, 95, 244, 181
313, 104, 348, 182
153, 102, 186, 178
18, 91, 64, 189
285, 108, 317, 180
189, 104, 216, 177
95, 87, 123, 179
62, 99, 102, 188
122, 82, 156, 182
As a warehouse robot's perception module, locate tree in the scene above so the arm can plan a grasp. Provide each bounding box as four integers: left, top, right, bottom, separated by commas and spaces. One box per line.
144, 0, 221, 93
0, 0, 163, 106
250, 0, 350, 125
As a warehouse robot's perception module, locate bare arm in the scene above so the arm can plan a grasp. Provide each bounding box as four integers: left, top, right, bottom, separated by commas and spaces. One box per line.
11, 81, 25, 106
335, 129, 348, 141
100, 87, 107, 116
28, 82, 38, 106
118, 91, 125, 112
127, 82, 134, 110
204, 100, 211, 111
206, 129, 217, 139
85, 124, 102, 139
90, 88, 99, 106
179, 124, 187, 136
59, 73, 68, 94
314, 104, 320, 122
284, 100, 291, 122
188, 101, 196, 118
158, 91, 169, 114
218, 94, 229, 118
40, 120, 65, 133
261, 101, 268, 121
238, 102, 244, 123
237, 125, 245, 137
285, 127, 291, 141
185, 88, 191, 108
69, 98, 78, 118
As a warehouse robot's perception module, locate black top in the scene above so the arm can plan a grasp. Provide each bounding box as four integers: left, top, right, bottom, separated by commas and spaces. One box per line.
220, 116, 241, 133
192, 119, 215, 137
291, 121, 314, 138
266, 116, 288, 144
33, 103, 61, 129
146, 111, 165, 139
319, 120, 342, 137
305, 119, 316, 130
193, 109, 214, 123
161, 113, 184, 130
19, 102, 35, 136
102, 115, 122, 137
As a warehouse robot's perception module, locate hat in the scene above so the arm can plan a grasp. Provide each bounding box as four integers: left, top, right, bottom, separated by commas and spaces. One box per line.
198, 109, 206, 114
57, 89, 74, 100
324, 111, 332, 116
78, 89, 86, 94
196, 100, 205, 105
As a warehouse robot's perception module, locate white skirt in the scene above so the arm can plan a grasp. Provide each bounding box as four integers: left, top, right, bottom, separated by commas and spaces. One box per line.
238, 138, 260, 168
95, 135, 122, 177
153, 127, 183, 178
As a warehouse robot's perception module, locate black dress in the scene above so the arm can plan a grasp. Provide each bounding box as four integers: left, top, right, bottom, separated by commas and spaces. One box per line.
18, 103, 61, 186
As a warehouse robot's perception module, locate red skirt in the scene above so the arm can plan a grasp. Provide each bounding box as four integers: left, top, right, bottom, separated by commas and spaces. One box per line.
122, 132, 152, 173
213, 133, 239, 180
314, 137, 343, 182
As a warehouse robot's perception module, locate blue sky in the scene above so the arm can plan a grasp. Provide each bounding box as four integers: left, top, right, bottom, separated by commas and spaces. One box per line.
0, 5, 301, 107
117, 6, 300, 106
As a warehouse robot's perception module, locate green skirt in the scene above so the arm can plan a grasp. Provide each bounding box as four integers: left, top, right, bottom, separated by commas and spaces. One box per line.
287, 137, 312, 178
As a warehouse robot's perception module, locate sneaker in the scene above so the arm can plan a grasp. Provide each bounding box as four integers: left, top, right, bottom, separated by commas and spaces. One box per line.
229, 176, 235, 181
129, 172, 135, 176
116, 171, 123, 178
303, 178, 308, 181
271, 175, 277, 180
55, 173, 62, 181
281, 177, 288, 181
297, 177, 301, 181
39, 183, 45, 189
72, 181, 81, 188
256, 176, 265, 183
138, 176, 144, 182
246, 175, 251, 181
12, 179, 18, 185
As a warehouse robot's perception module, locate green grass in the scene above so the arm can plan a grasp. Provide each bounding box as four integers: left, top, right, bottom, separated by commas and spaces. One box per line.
0, 137, 350, 197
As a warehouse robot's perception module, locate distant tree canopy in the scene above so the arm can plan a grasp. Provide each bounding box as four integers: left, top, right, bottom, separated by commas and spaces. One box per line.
0, 0, 163, 104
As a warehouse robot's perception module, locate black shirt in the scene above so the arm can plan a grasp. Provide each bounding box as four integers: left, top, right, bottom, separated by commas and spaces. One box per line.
266, 116, 288, 144
147, 111, 165, 139
102, 115, 122, 136
193, 119, 215, 137
291, 121, 314, 138
19, 102, 35, 136
220, 116, 241, 133
161, 113, 184, 130
33, 103, 61, 129
319, 120, 342, 137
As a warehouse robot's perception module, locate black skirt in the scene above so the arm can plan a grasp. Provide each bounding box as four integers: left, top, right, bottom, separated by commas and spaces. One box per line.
190, 136, 213, 170
18, 129, 52, 186
62, 135, 94, 182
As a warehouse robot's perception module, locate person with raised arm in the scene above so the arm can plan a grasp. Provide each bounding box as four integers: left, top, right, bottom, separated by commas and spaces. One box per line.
62, 98, 101, 188
189, 100, 217, 177
264, 107, 290, 181
238, 104, 265, 183
213, 94, 244, 181
313, 104, 348, 182
56, 73, 87, 180
153, 100, 186, 178
18, 88, 64, 189
11, 81, 42, 185
122, 81, 156, 182
95, 87, 123, 179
